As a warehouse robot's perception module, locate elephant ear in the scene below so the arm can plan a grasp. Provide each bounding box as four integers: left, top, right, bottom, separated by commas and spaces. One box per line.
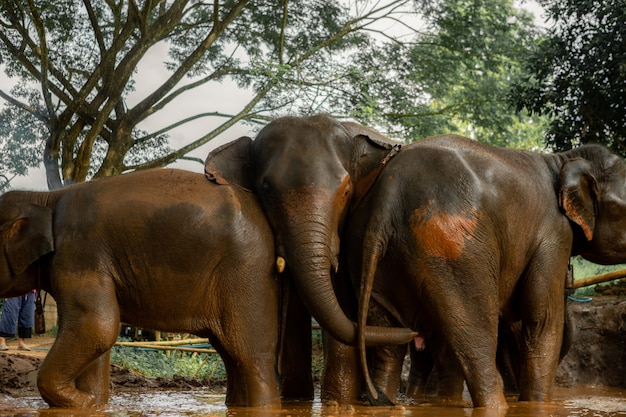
3, 203, 54, 275
205, 136, 254, 191
350, 134, 402, 211
559, 158, 599, 241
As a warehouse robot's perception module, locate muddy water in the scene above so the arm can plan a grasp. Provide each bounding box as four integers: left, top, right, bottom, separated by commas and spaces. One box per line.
2, 387, 626, 417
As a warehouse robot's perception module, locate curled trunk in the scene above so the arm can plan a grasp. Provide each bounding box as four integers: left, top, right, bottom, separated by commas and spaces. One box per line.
289, 234, 415, 347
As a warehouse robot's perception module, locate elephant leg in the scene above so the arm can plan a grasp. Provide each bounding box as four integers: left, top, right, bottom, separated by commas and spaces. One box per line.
38, 285, 120, 408
321, 262, 362, 404
218, 344, 279, 407
428, 282, 506, 408
496, 321, 521, 396
369, 343, 406, 403
278, 279, 313, 400
518, 261, 566, 402
76, 351, 111, 406
433, 346, 465, 401
215, 280, 281, 407
219, 351, 247, 406
321, 332, 362, 404
405, 343, 434, 400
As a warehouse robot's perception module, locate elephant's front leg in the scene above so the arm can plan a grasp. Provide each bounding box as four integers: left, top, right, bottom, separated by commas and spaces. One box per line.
38, 287, 120, 407
76, 351, 112, 405
369, 343, 407, 404
321, 333, 362, 404
517, 257, 567, 402
278, 282, 314, 400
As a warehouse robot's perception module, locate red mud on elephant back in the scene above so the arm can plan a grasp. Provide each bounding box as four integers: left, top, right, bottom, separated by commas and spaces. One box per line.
411, 202, 482, 261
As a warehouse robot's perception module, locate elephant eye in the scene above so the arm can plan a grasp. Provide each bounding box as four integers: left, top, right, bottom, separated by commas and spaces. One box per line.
341, 182, 353, 202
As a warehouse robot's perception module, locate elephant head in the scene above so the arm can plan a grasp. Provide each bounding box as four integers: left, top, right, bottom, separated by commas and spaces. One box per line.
0, 196, 54, 296
561, 145, 626, 263
205, 114, 413, 346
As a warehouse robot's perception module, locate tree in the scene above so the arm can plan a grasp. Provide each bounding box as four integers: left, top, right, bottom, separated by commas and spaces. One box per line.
509, 0, 626, 155
0, 0, 413, 190
334, 0, 547, 149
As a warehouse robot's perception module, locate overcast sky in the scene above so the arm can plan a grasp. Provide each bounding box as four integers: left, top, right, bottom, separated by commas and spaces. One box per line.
3, 1, 546, 191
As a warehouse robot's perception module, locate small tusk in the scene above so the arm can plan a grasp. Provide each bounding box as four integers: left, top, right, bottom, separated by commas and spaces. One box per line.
276, 256, 286, 273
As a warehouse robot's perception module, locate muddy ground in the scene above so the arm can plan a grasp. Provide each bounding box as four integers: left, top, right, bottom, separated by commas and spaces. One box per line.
1, 294, 625, 400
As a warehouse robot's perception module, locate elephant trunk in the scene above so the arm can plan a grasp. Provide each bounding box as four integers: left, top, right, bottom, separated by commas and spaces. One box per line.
288, 225, 415, 347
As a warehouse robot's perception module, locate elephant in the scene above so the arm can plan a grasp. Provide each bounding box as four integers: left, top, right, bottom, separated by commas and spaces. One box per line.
404, 309, 573, 402
346, 134, 626, 408
0, 168, 281, 408
204, 114, 416, 402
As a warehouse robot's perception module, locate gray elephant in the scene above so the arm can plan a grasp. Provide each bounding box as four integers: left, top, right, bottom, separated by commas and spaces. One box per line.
346, 135, 626, 408
205, 114, 416, 402
0, 168, 280, 408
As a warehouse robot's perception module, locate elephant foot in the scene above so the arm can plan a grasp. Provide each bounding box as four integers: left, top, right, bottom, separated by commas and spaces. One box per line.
323, 400, 356, 414
474, 392, 508, 409
39, 386, 97, 408
366, 381, 395, 406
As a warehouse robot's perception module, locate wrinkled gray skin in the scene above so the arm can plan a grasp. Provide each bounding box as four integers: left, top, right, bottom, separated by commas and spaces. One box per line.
205, 114, 415, 401
0, 169, 280, 408
347, 135, 626, 408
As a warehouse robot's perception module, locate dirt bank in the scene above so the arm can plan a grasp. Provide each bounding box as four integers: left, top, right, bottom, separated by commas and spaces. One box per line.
1, 295, 625, 401
0, 334, 226, 400
556, 295, 626, 388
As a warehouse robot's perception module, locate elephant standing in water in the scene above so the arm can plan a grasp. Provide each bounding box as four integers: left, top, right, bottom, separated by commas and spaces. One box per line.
205, 114, 416, 402
405, 313, 573, 402
0, 169, 280, 408
347, 135, 626, 408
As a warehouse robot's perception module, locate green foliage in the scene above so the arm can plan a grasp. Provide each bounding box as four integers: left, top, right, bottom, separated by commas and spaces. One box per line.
340, 0, 547, 148
510, 0, 626, 155
110, 344, 227, 381
311, 328, 324, 381
0, 1, 415, 187
0, 0, 553, 188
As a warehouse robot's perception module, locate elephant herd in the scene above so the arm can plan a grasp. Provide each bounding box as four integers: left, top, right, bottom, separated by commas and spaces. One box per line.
2, 114, 626, 409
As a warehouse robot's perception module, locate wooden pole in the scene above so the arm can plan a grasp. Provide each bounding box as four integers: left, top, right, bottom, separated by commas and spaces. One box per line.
115, 340, 217, 354
117, 338, 209, 346
566, 268, 626, 289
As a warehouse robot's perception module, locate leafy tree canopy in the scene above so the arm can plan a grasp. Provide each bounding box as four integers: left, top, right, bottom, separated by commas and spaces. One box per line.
0, 0, 547, 190
510, 0, 626, 155
336, 0, 547, 150
1, 0, 411, 189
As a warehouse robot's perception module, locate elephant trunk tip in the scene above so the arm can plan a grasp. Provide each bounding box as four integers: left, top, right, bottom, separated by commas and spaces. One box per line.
363, 326, 418, 346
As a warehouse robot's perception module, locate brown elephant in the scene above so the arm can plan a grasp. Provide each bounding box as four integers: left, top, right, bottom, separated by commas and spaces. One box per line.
205, 114, 416, 402
346, 135, 626, 408
0, 169, 280, 408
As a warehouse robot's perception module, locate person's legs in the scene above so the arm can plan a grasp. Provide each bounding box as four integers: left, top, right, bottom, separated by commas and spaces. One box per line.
17, 292, 35, 350
0, 297, 21, 350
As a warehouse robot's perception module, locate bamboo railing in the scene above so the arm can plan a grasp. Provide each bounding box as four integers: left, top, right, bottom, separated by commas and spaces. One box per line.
566, 268, 626, 289
115, 338, 217, 354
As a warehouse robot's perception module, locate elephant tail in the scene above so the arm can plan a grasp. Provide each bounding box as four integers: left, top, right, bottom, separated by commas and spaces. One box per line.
357, 231, 386, 403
